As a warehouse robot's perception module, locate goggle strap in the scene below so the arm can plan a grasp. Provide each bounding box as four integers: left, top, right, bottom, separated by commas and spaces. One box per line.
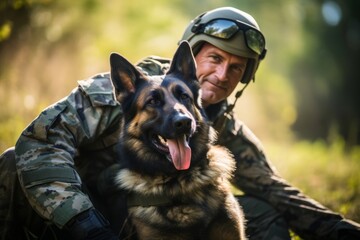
259, 48, 267, 60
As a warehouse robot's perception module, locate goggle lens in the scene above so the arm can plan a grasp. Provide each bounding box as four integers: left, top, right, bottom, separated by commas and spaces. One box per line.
203, 19, 239, 39
245, 29, 265, 55
201, 19, 265, 55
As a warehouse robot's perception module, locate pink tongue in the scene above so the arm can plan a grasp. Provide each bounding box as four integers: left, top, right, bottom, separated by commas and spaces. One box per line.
167, 136, 191, 170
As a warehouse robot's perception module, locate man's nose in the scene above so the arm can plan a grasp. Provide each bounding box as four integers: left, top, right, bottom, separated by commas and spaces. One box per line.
216, 65, 228, 81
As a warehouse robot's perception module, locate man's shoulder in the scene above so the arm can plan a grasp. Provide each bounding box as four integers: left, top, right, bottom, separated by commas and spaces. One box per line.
136, 56, 171, 76
77, 73, 118, 107
236, 120, 264, 153
78, 72, 112, 94
218, 111, 265, 154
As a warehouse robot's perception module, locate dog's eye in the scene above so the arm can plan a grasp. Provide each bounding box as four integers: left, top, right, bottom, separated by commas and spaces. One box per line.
146, 98, 161, 107
180, 93, 191, 101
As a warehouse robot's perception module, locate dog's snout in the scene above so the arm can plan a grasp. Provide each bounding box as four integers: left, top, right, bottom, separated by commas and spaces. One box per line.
174, 115, 193, 133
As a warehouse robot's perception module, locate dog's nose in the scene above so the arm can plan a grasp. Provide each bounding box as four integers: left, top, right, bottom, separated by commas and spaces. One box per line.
173, 115, 193, 134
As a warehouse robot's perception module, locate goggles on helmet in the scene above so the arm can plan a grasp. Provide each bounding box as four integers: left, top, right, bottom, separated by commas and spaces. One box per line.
191, 18, 266, 57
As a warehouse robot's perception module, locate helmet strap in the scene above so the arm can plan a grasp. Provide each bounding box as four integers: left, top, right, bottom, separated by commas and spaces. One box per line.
225, 81, 250, 114
212, 82, 250, 136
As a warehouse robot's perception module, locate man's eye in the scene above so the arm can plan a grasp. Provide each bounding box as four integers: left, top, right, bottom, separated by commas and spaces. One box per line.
210, 55, 221, 62
232, 65, 243, 73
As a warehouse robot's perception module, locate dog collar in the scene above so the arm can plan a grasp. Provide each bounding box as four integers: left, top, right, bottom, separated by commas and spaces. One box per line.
127, 191, 177, 207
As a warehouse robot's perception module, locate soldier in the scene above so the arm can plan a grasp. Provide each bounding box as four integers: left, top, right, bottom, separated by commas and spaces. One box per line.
1, 6, 360, 240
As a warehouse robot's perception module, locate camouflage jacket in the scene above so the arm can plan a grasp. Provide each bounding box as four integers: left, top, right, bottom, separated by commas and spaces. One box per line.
15, 56, 360, 238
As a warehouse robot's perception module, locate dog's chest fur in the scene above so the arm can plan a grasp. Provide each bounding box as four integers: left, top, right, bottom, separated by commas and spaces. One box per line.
115, 145, 235, 228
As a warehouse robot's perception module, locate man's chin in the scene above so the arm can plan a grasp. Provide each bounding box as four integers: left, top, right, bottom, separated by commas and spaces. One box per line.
201, 95, 224, 107
200, 87, 227, 106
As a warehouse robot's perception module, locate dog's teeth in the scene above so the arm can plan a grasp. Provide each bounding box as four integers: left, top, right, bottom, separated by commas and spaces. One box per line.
158, 135, 168, 145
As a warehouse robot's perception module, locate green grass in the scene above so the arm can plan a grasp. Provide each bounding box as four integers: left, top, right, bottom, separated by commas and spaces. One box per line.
265, 138, 360, 223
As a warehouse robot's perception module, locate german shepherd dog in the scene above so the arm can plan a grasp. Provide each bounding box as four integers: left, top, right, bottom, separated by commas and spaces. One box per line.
109, 41, 246, 240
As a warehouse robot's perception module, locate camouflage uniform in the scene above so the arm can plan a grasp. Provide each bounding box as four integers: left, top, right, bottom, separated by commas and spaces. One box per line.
1, 57, 359, 240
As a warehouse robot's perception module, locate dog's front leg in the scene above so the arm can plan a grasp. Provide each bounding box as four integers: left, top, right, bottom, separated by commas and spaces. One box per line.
206, 194, 246, 240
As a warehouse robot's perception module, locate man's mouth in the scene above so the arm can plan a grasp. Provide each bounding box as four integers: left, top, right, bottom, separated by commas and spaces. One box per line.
204, 79, 227, 91
152, 134, 192, 170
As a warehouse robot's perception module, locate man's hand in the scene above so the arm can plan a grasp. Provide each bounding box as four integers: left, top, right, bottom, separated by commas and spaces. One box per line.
66, 208, 118, 240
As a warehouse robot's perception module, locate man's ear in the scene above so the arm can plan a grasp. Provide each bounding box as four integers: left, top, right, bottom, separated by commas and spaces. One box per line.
167, 41, 197, 81
110, 53, 143, 101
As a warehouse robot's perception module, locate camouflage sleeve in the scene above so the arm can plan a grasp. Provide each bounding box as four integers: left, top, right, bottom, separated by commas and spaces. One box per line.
15, 74, 122, 228
215, 113, 360, 239
135, 55, 171, 76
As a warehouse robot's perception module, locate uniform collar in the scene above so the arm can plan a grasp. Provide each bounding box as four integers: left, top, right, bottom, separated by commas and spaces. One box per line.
204, 100, 228, 122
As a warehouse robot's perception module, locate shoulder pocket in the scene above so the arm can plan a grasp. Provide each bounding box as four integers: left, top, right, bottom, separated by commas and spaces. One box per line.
78, 75, 118, 107
136, 56, 171, 76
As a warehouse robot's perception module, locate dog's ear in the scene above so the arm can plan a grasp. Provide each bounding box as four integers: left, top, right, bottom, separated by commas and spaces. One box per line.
110, 53, 144, 101
167, 41, 197, 82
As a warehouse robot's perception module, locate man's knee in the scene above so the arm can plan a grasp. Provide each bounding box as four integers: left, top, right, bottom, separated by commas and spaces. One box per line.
0, 147, 19, 239
0, 147, 16, 166
0, 147, 17, 196
0, 146, 17, 199
237, 195, 291, 240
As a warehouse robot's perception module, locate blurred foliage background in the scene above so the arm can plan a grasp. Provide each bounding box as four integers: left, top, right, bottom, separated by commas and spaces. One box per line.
1, 0, 359, 230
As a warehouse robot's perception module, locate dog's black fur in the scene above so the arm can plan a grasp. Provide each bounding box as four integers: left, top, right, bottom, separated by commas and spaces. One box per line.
108, 41, 246, 240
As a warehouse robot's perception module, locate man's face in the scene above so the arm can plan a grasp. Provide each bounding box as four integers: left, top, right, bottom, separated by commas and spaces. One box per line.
195, 43, 248, 107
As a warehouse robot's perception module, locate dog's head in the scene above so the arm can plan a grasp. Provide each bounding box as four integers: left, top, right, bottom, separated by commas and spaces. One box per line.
110, 41, 209, 174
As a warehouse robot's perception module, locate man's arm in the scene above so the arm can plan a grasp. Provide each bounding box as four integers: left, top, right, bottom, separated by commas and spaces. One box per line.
15, 75, 122, 230
216, 114, 360, 239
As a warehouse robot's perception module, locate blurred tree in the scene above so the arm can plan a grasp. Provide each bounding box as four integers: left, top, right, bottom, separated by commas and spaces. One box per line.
290, 0, 360, 147
1, 0, 359, 150
0, 1, 31, 44
1, 1, 30, 70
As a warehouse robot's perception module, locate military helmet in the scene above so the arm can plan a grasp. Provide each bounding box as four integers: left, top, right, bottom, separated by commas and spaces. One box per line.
180, 7, 267, 84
